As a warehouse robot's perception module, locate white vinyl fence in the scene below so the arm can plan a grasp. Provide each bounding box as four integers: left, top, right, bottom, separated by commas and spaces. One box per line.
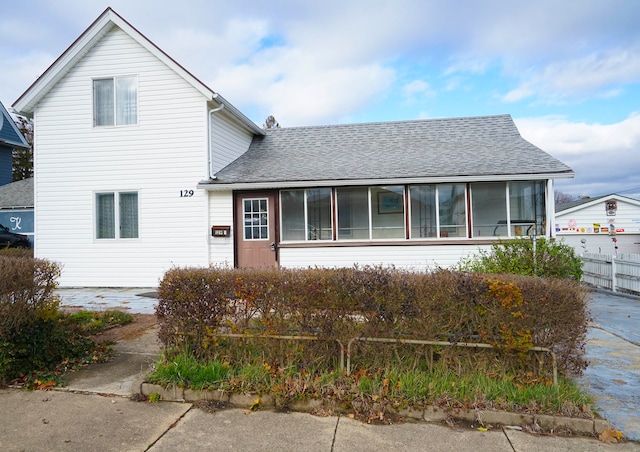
582, 253, 640, 295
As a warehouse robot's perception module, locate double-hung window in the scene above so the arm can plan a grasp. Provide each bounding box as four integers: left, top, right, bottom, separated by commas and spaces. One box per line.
96, 191, 139, 239
93, 76, 138, 126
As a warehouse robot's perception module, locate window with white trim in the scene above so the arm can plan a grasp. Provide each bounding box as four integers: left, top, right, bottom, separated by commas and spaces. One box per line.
470, 181, 545, 237
409, 184, 467, 238
335, 186, 405, 240
281, 189, 332, 241
243, 198, 269, 240
277, 181, 546, 242
93, 76, 138, 126
96, 191, 139, 239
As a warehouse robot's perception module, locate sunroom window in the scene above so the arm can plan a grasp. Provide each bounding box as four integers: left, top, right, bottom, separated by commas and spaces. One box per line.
278, 182, 546, 242
471, 181, 545, 237
281, 188, 332, 241
371, 186, 405, 239
337, 187, 369, 240
509, 181, 545, 236
471, 182, 507, 237
409, 184, 467, 238
336, 186, 405, 240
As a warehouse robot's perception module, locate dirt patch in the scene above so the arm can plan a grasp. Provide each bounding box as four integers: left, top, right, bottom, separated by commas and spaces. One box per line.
194, 400, 233, 413
91, 314, 157, 342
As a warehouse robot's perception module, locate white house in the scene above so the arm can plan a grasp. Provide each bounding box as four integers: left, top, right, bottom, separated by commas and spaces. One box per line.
13, 8, 574, 287
556, 194, 640, 255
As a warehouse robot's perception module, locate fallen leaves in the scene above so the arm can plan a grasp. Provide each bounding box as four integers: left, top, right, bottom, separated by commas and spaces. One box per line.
599, 429, 624, 444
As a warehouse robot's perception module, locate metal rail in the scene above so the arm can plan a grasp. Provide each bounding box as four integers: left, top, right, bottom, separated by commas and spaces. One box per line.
346, 336, 557, 385
194, 331, 558, 385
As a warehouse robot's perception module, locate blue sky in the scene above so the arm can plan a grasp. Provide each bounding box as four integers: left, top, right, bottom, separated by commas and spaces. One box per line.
1, 0, 639, 198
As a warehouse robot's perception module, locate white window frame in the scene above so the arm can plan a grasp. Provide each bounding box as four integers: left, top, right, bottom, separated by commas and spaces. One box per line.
93, 75, 139, 127
95, 190, 139, 240
280, 188, 334, 242
243, 198, 270, 241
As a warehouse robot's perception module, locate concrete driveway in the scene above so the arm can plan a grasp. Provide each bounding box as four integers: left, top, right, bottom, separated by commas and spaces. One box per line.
578, 289, 640, 441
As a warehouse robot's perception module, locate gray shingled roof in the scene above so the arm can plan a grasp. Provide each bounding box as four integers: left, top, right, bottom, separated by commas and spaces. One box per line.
556, 193, 640, 213
0, 178, 33, 208
209, 115, 572, 186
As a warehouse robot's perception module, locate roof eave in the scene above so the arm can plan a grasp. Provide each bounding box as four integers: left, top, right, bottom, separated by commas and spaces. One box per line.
0, 102, 30, 148
13, 9, 117, 114
198, 171, 574, 192
557, 193, 640, 215
213, 94, 265, 136
14, 8, 219, 113
14, 8, 263, 134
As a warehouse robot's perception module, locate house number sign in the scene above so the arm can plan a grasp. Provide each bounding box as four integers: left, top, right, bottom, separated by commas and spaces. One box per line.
180, 190, 194, 197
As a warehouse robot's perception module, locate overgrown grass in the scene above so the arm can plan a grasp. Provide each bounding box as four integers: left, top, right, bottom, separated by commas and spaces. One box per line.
148, 352, 594, 418
67, 310, 134, 334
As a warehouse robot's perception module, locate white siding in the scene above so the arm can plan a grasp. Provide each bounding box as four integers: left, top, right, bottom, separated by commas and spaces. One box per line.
208, 190, 234, 266
34, 27, 212, 287
559, 234, 640, 255
279, 244, 490, 270
556, 198, 640, 256
210, 112, 253, 175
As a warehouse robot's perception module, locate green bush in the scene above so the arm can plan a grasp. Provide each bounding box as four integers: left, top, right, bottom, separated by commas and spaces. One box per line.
0, 254, 112, 385
458, 237, 583, 280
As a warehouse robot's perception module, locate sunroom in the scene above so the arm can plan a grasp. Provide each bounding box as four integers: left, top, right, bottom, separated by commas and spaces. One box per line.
279, 180, 546, 243
202, 115, 572, 269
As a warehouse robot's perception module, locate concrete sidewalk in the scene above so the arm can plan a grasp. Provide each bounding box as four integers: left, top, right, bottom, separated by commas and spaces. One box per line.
56, 287, 158, 314
2, 390, 637, 451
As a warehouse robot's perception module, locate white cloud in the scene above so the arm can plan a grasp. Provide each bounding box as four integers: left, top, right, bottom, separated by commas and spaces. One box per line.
515, 114, 640, 197
214, 47, 396, 126
503, 48, 640, 104
402, 80, 435, 102
0, 52, 55, 105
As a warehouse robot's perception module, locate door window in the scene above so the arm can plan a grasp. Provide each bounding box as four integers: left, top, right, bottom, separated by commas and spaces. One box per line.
243, 198, 269, 240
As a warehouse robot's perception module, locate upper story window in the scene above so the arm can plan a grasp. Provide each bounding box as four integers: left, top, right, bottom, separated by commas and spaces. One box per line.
93, 76, 138, 126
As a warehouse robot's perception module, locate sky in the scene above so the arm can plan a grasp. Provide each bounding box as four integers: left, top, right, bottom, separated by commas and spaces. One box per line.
1, 0, 639, 199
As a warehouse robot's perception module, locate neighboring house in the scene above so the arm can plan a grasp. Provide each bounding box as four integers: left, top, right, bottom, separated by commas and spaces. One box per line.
0, 101, 29, 186
13, 8, 573, 287
556, 194, 640, 255
0, 177, 34, 246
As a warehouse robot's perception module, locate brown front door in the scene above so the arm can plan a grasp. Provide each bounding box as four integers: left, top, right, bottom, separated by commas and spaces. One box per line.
235, 191, 278, 268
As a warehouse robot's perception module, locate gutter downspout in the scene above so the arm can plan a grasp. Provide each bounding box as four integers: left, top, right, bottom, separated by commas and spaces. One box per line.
208, 102, 225, 180
547, 179, 554, 238
206, 101, 225, 268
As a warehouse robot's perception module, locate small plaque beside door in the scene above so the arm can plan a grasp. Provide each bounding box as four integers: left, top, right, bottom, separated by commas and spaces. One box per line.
212, 225, 231, 237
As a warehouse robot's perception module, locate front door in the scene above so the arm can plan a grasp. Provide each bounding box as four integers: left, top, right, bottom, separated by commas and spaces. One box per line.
235, 191, 278, 268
